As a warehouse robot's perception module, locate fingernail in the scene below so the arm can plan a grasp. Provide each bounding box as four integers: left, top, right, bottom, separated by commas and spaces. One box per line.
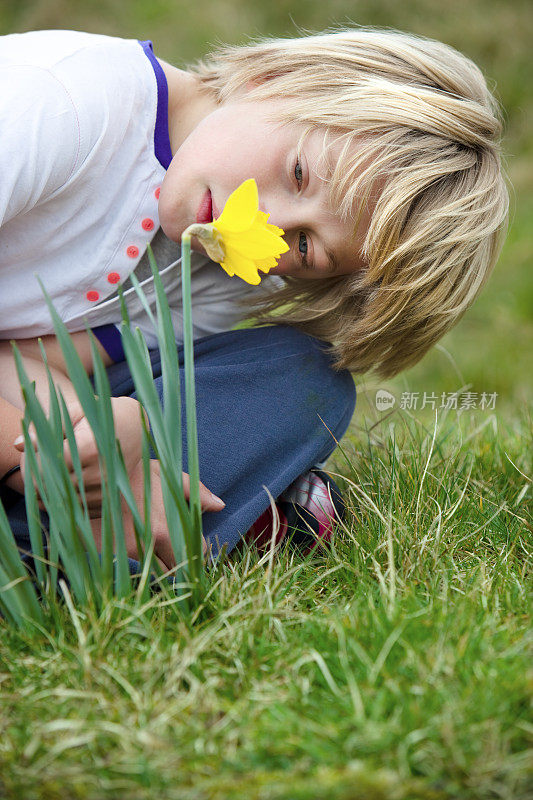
13, 436, 23, 446
210, 493, 225, 508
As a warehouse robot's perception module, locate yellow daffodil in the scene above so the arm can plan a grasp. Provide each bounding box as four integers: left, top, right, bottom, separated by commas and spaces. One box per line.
183, 179, 289, 285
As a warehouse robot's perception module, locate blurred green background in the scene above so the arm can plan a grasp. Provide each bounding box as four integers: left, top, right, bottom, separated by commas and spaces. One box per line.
1, 0, 531, 424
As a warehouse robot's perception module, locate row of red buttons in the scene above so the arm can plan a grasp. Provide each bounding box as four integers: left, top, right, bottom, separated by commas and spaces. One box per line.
86, 188, 161, 302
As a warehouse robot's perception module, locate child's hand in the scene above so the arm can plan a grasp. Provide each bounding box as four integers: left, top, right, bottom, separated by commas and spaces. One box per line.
65, 396, 146, 511
15, 396, 145, 514
90, 459, 222, 571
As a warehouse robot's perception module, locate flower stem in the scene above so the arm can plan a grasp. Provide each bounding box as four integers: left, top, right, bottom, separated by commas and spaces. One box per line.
180, 231, 203, 593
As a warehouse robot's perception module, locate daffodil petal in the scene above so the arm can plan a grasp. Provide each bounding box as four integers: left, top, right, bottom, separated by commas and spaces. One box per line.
219, 261, 235, 277
223, 227, 289, 259
214, 179, 258, 233
255, 210, 285, 237
222, 245, 262, 284
255, 256, 279, 273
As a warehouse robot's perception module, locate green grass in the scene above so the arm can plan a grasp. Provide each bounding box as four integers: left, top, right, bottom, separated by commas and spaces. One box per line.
0, 406, 530, 799
0, 0, 531, 797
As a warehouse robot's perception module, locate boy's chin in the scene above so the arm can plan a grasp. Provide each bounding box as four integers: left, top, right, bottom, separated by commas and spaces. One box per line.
160, 222, 203, 253
159, 218, 180, 243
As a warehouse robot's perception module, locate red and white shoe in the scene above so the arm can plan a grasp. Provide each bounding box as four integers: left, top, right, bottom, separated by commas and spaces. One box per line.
244, 469, 345, 555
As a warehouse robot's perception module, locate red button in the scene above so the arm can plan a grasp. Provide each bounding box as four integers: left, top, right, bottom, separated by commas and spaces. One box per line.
86, 290, 99, 302
126, 245, 139, 258
154, 187, 160, 200
142, 217, 154, 231
107, 272, 120, 284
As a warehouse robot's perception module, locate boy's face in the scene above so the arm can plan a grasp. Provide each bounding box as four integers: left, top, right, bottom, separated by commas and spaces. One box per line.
158, 97, 371, 280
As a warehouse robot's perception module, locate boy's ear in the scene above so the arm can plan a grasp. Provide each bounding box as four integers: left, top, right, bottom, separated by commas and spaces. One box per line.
230, 79, 263, 101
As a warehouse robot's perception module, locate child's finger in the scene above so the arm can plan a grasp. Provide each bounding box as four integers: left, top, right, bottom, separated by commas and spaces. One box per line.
13, 423, 37, 452
63, 400, 85, 430
68, 464, 102, 490
181, 471, 226, 512
13, 401, 85, 454
62, 417, 98, 470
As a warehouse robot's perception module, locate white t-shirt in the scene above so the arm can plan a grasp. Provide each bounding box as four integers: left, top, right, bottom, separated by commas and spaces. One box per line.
0, 30, 280, 347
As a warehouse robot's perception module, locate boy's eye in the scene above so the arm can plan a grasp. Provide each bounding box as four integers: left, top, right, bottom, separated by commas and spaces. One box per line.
298, 232, 308, 261
294, 157, 311, 268
294, 158, 303, 187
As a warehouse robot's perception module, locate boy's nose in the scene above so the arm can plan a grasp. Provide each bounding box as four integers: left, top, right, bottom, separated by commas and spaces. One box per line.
260, 201, 310, 233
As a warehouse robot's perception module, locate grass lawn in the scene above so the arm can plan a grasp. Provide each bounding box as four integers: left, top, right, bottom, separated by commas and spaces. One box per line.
0, 404, 530, 799
1, 0, 531, 797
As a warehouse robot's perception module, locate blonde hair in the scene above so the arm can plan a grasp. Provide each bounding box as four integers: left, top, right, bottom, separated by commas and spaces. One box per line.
189, 26, 510, 378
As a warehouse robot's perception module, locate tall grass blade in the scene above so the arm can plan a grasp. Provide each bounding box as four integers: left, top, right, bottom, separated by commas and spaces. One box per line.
1, 236, 209, 625
89, 332, 132, 597
146, 244, 182, 475
0, 499, 44, 630
148, 244, 205, 599
12, 347, 96, 606
119, 304, 191, 605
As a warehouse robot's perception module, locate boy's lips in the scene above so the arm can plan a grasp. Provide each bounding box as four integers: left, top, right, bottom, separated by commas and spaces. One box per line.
196, 189, 219, 224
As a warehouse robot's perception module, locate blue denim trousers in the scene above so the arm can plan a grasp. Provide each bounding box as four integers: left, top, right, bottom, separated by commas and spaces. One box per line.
2, 324, 356, 581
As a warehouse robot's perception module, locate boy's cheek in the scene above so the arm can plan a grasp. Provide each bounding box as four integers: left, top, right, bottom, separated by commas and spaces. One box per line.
158, 163, 187, 235
157, 189, 181, 242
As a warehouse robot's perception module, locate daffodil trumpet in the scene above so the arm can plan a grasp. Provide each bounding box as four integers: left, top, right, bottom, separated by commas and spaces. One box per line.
182, 224, 225, 264
181, 178, 289, 286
